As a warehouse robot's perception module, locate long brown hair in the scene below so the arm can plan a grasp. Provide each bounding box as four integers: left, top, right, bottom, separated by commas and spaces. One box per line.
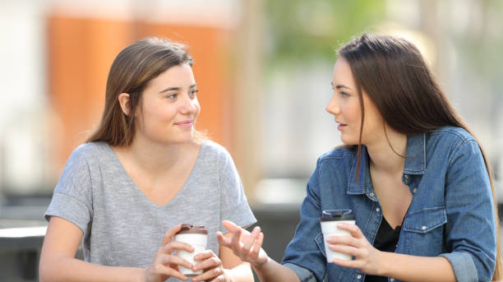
338, 33, 501, 280
87, 37, 199, 145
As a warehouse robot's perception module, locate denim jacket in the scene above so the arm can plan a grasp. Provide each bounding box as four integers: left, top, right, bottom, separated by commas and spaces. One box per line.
282, 127, 496, 282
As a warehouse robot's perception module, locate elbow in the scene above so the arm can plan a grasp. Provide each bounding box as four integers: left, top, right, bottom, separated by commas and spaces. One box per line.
39, 255, 63, 282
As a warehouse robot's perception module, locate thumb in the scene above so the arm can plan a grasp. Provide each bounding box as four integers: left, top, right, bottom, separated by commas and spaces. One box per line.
161, 224, 182, 246
222, 220, 238, 233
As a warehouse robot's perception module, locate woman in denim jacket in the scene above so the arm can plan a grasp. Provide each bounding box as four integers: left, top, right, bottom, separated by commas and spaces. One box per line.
218, 34, 502, 282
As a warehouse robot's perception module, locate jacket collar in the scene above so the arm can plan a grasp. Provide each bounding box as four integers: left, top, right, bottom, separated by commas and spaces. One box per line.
347, 133, 426, 195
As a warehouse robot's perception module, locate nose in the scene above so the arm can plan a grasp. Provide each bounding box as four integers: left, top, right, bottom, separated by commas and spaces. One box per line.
179, 94, 197, 115
326, 93, 340, 116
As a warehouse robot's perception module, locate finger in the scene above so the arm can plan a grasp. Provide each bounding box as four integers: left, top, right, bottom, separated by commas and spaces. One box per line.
326, 235, 358, 247
163, 241, 194, 254
242, 226, 260, 254
154, 264, 189, 281
194, 256, 221, 272
216, 231, 232, 248
337, 223, 363, 238
207, 274, 226, 282
333, 257, 361, 269
192, 265, 223, 282
230, 226, 243, 252
328, 244, 358, 258
222, 220, 238, 233
159, 254, 194, 270
250, 232, 264, 259
193, 249, 215, 262
161, 224, 182, 246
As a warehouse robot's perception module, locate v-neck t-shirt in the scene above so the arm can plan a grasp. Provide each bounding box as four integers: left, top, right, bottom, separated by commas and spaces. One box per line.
44, 141, 256, 281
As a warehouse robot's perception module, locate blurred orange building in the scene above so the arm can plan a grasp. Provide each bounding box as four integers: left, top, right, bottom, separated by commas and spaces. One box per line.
47, 9, 236, 175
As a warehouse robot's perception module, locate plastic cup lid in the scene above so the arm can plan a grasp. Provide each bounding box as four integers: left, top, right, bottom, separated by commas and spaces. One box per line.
175, 224, 208, 235
319, 209, 355, 222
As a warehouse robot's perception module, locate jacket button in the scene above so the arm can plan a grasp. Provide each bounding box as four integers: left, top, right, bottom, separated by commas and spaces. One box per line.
357, 274, 362, 279
421, 226, 427, 230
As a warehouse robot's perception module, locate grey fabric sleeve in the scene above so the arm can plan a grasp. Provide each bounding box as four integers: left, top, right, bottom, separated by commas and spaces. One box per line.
217, 145, 256, 231
44, 145, 93, 233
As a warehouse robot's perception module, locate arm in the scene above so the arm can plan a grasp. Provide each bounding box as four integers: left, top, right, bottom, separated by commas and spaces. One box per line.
329, 223, 456, 282
219, 233, 253, 282
217, 220, 300, 282
330, 139, 496, 281
188, 231, 255, 282
39, 217, 193, 282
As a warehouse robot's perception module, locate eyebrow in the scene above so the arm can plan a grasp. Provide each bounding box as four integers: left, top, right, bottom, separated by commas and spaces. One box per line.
331, 82, 352, 90
159, 84, 197, 93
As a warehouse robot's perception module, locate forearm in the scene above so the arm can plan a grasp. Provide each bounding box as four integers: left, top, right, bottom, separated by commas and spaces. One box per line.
380, 252, 456, 282
224, 262, 254, 282
40, 255, 143, 282
252, 257, 300, 282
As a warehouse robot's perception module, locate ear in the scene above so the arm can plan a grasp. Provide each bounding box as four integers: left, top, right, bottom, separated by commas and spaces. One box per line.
118, 93, 131, 116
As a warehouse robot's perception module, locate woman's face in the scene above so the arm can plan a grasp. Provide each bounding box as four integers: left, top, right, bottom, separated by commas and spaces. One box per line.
326, 57, 384, 145
135, 63, 200, 145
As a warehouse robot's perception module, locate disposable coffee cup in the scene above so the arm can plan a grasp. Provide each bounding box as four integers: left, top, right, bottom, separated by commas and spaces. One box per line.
174, 224, 208, 276
320, 209, 356, 262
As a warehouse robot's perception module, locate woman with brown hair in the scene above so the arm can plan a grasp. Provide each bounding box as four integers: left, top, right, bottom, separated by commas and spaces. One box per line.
219, 34, 501, 282
39, 37, 256, 282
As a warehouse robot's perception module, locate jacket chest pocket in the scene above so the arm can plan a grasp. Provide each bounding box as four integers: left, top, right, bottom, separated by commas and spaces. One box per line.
402, 207, 447, 255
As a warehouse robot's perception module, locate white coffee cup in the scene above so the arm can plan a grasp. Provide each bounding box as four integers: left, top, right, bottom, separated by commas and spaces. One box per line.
320, 209, 356, 262
174, 224, 208, 276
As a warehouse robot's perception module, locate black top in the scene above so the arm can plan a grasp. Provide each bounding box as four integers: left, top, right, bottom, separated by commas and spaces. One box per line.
364, 217, 401, 282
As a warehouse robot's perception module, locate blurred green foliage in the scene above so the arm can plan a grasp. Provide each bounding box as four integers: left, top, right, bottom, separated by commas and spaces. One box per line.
264, 0, 387, 65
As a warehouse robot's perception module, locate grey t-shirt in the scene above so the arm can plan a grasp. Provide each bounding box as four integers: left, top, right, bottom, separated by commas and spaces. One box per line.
45, 141, 256, 280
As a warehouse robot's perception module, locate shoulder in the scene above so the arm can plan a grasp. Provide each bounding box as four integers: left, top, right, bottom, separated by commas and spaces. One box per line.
65, 142, 111, 169
428, 126, 475, 143
317, 145, 357, 165
427, 126, 478, 152
200, 140, 233, 161
72, 141, 109, 158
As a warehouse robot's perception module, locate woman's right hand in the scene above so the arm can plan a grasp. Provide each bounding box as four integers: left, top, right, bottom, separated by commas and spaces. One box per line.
143, 224, 194, 282
216, 220, 268, 267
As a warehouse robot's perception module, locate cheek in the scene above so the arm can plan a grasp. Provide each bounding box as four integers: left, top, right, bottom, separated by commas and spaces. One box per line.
193, 101, 201, 117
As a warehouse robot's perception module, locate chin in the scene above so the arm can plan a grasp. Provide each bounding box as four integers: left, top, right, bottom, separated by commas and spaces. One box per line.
340, 136, 358, 146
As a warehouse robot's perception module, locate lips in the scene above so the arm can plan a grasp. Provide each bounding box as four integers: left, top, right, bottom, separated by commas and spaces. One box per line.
174, 120, 193, 126
336, 121, 347, 131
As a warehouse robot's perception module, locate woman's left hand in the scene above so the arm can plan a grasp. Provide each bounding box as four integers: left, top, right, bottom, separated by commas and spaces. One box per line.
327, 223, 383, 276
191, 250, 229, 282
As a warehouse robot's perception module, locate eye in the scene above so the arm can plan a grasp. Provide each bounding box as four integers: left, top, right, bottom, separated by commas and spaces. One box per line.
189, 89, 198, 99
166, 93, 177, 100
340, 91, 349, 98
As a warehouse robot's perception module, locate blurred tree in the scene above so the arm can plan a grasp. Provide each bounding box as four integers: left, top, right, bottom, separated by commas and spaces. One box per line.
264, 0, 387, 65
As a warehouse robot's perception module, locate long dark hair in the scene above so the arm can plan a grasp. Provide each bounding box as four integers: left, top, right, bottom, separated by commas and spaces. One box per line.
87, 37, 200, 145
338, 33, 501, 280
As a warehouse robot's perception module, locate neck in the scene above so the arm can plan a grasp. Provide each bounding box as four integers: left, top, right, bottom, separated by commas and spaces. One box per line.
366, 126, 407, 175
118, 135, 193, 175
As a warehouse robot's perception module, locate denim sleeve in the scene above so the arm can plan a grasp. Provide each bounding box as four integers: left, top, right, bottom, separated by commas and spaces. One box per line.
282, 160, 327, 282
443, 140, 497, 282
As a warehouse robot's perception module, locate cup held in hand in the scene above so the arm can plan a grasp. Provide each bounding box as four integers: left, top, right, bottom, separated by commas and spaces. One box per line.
320, 209, 356, 262
174, 224, 208, 276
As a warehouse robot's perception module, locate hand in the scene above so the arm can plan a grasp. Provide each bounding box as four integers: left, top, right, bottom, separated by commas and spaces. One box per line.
216, 220, 268, 267
143, 224, 194, 282
191, 250, 228, 282
327, 223, 383, 276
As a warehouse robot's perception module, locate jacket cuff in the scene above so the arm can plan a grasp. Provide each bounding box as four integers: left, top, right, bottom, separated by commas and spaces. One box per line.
439, 252, 478, 282
282, 263, 318, 282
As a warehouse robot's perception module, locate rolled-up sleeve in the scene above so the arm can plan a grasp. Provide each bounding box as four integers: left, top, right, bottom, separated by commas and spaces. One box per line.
443, 139, 497, 281
440, 252, 478, 282
283, 263, 319, 282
